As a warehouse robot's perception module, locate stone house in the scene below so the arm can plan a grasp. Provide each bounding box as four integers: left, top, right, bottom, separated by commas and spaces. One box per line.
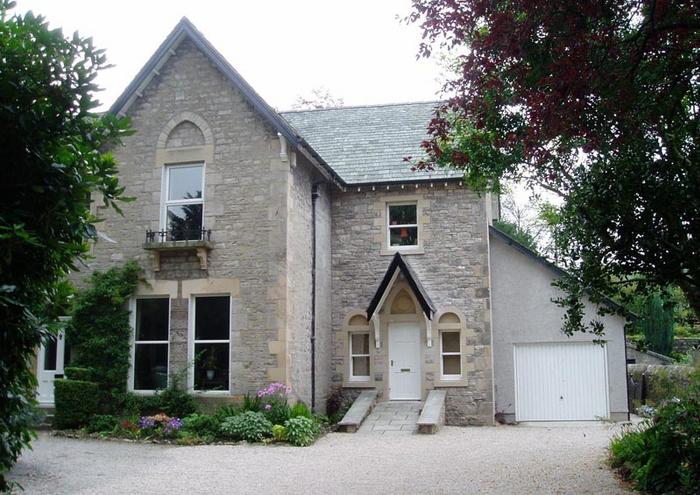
35, 18, 629, 425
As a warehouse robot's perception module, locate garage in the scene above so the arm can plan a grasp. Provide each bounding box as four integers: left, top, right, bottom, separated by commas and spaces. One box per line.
514, 342, 610, 421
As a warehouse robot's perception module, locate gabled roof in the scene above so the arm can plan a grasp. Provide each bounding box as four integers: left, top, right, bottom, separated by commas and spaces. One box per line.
489, 225, 634, 317
367, 252, 436, 320
281, 103, 464, 185
109, 17, 343, 186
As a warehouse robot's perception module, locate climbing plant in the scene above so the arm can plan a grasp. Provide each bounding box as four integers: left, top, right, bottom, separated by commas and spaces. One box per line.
67, 261, 141, 402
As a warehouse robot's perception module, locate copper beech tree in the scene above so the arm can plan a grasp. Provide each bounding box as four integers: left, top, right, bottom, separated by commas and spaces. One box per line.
408, 0, 700, 331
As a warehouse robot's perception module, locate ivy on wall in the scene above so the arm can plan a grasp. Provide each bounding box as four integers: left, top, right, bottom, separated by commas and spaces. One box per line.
67, 261, 141, 401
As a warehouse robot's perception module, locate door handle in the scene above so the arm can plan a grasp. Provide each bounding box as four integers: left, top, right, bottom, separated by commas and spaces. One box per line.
401, 368, 410, 373
391, 360, 394, 366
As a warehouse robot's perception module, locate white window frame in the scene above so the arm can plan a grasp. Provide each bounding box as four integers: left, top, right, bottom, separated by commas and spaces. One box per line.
349, 331, 371, 382
188, 294, 232, 394
160, 162, 206, 236
128, 296, 171, 395
440, 330, 462, 381
386, 201, 419, 250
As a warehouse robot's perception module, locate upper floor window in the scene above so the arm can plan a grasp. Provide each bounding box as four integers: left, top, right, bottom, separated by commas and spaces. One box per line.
388, 203, 418, 248
163, 163, 204, 241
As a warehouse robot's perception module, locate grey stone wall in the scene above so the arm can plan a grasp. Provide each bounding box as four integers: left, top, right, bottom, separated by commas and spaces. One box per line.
286, 158, 314, 405
330, 183, 494, 425
83, 38, 292, 396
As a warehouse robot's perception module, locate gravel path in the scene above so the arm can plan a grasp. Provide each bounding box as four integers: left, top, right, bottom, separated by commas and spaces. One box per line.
9, 424, 631, 494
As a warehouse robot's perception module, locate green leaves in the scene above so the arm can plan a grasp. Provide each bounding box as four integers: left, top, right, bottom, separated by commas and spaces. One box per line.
410, 0, 700, 333
0, 1, 133, 487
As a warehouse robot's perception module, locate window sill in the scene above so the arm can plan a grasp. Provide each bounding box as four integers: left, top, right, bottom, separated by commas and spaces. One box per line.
128, 389, 162, 396
435, 378, 467, 387
343, 379, 375, 388
191, 389, 231, 395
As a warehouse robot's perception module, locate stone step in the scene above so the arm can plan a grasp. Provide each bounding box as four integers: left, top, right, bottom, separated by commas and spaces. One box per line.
338, 389, 377, 433
416, 390, 446, 434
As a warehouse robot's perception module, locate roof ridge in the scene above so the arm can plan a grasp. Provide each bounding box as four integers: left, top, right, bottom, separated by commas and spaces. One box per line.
280, 100, 441, 114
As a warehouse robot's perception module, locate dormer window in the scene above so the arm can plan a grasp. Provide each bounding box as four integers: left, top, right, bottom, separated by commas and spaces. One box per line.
162, 163, 204, 241
388, 203, 418, 248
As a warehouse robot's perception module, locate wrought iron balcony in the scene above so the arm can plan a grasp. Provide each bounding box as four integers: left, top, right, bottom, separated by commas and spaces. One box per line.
145, 228, 211, 243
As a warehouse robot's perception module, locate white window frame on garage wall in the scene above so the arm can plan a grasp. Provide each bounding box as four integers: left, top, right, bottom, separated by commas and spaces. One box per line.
160, 162, 206, 239
349, 331, 371, 382
187, 293, 232, 394
128, 296, 171, 395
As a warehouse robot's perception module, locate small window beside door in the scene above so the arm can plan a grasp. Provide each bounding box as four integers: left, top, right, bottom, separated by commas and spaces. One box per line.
349, 332, 371, 381
440, 331, 461, 380
133, 298, 170, 391
437, 311, 464, 382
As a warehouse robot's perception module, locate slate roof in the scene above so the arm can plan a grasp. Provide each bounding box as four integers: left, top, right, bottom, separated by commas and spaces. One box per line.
281, 103, 464, 185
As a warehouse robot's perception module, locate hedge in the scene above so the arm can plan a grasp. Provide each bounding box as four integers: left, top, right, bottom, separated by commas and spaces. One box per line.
64, 367, 94, 382
54, 379, 99, 429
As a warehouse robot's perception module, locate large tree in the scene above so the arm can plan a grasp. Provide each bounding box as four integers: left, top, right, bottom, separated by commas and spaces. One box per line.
0, 1, 131, 488
408, 0, 700, 331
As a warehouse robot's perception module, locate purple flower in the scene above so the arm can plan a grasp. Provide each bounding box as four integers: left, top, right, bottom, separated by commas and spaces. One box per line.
164, 417, 183, 434
264, 404, 272, 411
138, 416, 156, 429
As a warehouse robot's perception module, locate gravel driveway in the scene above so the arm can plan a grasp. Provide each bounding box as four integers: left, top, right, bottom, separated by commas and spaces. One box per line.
9, 424, 631, 494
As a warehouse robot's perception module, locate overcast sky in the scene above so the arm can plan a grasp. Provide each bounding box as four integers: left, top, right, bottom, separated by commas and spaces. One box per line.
15, 0, 444, 111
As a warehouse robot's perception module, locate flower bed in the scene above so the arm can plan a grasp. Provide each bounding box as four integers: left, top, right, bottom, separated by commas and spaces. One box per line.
57, 383, 326, 447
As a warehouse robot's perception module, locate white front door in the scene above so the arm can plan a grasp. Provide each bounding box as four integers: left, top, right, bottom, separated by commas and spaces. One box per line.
388, 323, 422, 400
37, 333, 66, 405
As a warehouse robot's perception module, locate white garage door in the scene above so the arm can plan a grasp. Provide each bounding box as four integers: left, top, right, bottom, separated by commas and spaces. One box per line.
514, 342, 609, 421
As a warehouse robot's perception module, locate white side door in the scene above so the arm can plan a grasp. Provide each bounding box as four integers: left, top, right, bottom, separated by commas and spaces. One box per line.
388, 323, 422, 400
37, 333, 66, 405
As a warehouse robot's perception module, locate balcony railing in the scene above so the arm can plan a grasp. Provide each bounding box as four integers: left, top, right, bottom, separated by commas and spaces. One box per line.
145, 228, 212, 243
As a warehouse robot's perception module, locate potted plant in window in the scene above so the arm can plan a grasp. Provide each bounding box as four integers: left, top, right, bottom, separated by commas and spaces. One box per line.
202, 351, 218, 381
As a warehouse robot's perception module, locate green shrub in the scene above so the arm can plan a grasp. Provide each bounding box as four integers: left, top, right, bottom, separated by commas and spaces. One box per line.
242, 393, 261, 412
86, 414, 118, 433
157, 387, 197, 418
326, 387, 359, 424
118, 392, 162, 417
54, 379, 99, 429
64, 367, 94, 382
183, 413, 220, 438
263, 400, 290, 426
289, 401, 313, 419
219, 411, 272, 442
272, 424, 287, 441
610, 369, 700, 493
284, 417, 319, 447
214, 403, 242, 422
